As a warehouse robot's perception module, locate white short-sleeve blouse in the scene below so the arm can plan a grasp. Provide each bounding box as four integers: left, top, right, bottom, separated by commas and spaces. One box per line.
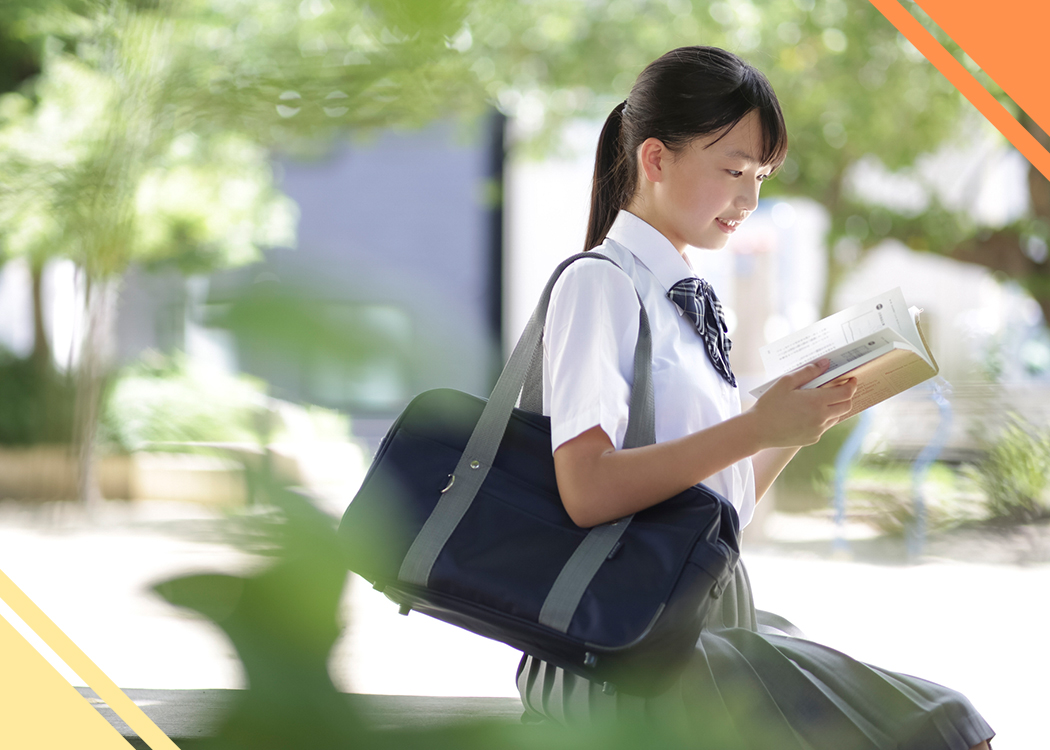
543, 210, 756, 528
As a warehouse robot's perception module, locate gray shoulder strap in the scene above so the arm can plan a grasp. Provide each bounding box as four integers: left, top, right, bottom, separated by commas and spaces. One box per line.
398, 252, 656, 635
520, 256, 653, 449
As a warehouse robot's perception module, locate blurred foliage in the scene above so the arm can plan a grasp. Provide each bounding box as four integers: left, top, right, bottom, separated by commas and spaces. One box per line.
772, 416, 855, 512
0, 0, 482, 499
450, 0, 1049, 317
474, 0, 964, 187
98, 349, 352, 452
0, 346, 77, 445
0, 27, 297, 281
154, 486, 365, 750
205, 277, 394, 370
963, 413, 1050, 523
833, 460, 984, 536
154, 483, 772, 750
99, 351, 268, 452
0, 1, 41, 95
0, 0, 1031, 280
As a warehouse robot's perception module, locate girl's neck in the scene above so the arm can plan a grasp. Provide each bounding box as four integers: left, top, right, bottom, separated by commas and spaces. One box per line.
624, 195, 688, 258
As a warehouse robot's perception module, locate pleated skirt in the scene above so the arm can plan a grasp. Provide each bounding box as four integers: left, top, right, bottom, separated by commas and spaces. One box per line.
517, 561, 993, 750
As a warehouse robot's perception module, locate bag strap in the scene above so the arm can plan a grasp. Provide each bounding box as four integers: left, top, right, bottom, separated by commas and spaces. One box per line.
399, 252, 655, 634
520, 247, 655, 450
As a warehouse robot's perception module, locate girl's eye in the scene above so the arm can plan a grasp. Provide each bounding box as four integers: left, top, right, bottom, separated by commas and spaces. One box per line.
728, 169, 773, 181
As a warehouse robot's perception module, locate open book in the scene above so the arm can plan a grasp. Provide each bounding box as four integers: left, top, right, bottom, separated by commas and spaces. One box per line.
749, 288, 938, 420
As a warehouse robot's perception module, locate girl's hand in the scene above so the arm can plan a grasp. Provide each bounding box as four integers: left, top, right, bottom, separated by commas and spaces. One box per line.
747, 359, 857, 448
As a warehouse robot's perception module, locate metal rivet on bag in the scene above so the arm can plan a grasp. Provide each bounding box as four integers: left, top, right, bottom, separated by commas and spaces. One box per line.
583, 652, 597, 668
469, 460, 480, 469
602, 682, 616, 696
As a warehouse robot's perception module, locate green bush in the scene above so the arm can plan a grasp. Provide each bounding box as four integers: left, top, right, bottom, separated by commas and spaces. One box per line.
0, 348, 77, 446
833, 460, 984, 535
99, 352, 268, 453
773, 416, 857, 512
964, 414, 1050, 523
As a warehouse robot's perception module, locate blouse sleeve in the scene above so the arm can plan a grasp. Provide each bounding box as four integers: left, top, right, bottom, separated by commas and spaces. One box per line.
543, 258, 641, 453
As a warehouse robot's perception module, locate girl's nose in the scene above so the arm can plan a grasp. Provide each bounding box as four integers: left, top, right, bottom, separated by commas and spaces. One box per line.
737, 180, 760, 212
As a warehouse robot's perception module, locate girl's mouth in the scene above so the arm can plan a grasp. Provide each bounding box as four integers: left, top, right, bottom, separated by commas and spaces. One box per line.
716, 217, 741, 233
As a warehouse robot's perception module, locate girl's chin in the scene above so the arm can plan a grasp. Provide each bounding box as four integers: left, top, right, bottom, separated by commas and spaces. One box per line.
690, 236, 731, 251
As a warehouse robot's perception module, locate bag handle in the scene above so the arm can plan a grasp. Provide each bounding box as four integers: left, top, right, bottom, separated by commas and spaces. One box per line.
399, 252, 655, 634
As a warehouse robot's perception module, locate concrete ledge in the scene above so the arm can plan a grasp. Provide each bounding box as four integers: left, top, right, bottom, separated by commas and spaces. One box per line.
78, 688, 524, 747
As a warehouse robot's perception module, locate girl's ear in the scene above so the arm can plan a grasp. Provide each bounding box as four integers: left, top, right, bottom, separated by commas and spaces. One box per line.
637, 137, 669, 184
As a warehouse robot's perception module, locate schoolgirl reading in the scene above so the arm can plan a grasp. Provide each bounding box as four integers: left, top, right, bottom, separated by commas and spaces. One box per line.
516, 46, 994, 750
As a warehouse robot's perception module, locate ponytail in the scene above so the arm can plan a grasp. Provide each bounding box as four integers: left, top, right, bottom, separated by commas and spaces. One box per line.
585, 100, 631, 251
582, 47, 788, 252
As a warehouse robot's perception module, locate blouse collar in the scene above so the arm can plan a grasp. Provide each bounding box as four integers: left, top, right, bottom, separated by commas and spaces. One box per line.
605, 211, 697, 291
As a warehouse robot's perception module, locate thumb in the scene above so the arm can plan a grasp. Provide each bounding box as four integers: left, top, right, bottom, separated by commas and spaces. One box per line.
778, 358, 829, 391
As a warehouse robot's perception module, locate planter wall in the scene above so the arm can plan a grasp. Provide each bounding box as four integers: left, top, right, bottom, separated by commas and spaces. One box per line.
0, 446, 246, 505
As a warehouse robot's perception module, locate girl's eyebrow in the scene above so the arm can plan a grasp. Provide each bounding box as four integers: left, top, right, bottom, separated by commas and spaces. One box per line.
724, 148, 758, 163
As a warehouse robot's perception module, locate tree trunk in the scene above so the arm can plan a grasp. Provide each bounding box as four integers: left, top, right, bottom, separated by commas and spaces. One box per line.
818, 182, 845, 318
950, 113, 1050, 323
73, 275, 119, 511
1022, 112, 1050, 324
30, 262, 52, 376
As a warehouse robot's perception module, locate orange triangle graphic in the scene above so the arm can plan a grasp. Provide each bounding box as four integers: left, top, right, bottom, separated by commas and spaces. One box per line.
914, 0, 1050, 137
868, 0, 1050, 182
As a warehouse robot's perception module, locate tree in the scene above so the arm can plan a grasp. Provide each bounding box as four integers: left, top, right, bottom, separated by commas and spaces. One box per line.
450, 0, 1043, 317
0, 0, 484, 505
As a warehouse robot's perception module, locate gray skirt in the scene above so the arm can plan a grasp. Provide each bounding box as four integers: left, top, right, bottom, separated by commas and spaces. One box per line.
517, 561, 993, 750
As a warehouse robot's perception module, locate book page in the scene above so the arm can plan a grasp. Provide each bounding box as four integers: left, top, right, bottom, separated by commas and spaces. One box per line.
749, 333, 915, 398
802, 330, 915, 388
759, 288, 914, 377
903, 306, 926, 353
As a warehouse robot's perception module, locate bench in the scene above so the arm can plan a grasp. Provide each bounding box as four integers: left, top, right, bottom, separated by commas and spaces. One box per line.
80, 687, 525, 748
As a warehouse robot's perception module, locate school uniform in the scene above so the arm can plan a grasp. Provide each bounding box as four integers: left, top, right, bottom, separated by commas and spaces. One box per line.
516, 210, 994, 749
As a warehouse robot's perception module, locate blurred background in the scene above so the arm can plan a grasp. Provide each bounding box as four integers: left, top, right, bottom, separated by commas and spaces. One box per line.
0, 0, 1047, 747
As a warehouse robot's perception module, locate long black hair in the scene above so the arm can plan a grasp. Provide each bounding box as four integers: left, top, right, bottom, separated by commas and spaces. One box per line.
585, 46, 787, 251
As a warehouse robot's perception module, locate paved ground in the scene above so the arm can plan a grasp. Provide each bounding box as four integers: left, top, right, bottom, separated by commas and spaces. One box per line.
0, 497, 1045, 749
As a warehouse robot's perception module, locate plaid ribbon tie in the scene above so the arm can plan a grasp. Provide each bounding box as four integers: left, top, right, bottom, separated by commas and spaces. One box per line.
667, 278, 737, 387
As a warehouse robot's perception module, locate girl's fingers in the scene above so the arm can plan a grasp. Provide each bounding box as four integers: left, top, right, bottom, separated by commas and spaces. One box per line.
821, 379, 857, 405
778, 359, 831, 391
830, 401, 854, 419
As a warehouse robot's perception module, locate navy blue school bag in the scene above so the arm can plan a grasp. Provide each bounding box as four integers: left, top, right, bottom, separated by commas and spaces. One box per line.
338, 253, 740, 696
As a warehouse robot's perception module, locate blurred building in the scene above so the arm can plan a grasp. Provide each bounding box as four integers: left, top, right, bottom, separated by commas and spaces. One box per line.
116, 114, 506, 447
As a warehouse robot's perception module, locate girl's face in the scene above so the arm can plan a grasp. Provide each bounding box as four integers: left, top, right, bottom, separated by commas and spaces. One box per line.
640, 109, 776, 254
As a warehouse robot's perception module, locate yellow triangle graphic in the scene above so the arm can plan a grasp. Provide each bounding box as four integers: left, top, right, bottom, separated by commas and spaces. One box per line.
0, 612, 132, 748
0, 569, 180, 750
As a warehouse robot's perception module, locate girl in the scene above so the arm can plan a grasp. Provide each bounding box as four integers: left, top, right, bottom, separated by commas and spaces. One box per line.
516, 46, 994, 750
